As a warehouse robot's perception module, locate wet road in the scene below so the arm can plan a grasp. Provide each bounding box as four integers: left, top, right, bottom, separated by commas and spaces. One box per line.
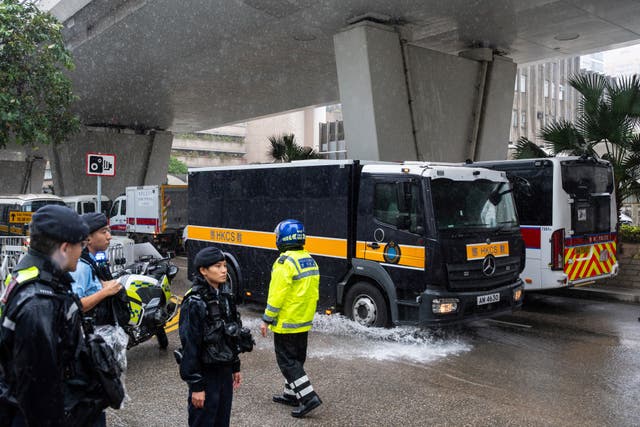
108, 259, 640, 426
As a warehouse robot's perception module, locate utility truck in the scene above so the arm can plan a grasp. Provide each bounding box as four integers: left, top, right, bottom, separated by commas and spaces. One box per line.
110, 185, 187, 254
186, 160, 525, 327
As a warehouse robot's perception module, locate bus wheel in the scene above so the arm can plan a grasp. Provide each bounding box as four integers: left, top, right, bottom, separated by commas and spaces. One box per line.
345, 282, 388, 328
226, 262, 241, 303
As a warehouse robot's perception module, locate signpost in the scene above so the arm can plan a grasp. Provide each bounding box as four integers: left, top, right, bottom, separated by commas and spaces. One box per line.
86, 153, 116, 213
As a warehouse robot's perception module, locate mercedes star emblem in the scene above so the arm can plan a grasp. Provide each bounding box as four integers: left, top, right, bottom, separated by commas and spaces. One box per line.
482, 255, 496, 277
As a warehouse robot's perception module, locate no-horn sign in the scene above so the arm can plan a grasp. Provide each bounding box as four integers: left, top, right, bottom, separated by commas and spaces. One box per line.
86, 153, 116, 176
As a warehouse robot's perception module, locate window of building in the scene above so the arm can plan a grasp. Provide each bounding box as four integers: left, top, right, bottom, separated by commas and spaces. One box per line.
521, 112, 526, 128
512, 110, 518, 127
519, 74, 526, 93
544, 80, 549, 98
559, 84, 564, 101
551, 82, 555, 99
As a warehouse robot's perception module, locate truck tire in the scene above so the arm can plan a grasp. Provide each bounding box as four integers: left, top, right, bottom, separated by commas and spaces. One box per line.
344, 282, 388, 327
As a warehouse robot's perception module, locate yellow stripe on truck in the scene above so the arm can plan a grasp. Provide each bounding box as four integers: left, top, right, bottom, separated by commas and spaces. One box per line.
187, 225, 347, 259
355, 241, 425, 269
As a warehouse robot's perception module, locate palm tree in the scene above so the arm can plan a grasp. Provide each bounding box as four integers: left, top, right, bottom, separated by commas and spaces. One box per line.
514, 73, 640, 214
268, 133, 319, 162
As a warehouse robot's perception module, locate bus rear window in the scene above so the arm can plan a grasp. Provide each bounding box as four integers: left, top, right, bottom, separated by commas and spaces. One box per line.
561, 161, 613, 196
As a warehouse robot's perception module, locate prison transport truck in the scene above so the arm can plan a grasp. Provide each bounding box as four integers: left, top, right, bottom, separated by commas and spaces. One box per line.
186, 160, 525, 327
109, 185, 188, 254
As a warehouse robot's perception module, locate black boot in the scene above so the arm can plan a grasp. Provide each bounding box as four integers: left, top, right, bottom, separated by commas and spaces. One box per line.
291, 395, 322, 418
273, 394, 298, 406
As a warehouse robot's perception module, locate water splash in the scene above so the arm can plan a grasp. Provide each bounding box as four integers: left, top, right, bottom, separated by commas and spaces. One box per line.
242, 314, 471, 364
309, 314, 471, 364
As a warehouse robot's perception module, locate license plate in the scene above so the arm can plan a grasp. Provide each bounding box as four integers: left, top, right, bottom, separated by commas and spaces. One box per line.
574, 246, 590, 257
477, 293, 500, 306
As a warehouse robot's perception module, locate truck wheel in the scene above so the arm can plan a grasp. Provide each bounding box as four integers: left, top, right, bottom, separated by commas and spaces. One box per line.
344, 282, 388, 327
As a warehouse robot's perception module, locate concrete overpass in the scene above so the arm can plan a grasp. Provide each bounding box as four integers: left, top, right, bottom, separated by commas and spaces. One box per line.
12, 0, 640, 196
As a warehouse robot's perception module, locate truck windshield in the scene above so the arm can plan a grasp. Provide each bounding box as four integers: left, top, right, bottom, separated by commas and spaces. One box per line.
431, 178, 518, 230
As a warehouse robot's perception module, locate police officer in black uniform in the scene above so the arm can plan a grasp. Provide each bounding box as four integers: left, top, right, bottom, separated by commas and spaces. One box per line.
0, 205, 92, 426
178, 246, 244, 427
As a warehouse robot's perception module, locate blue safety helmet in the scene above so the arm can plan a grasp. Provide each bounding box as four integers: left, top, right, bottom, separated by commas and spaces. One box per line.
275, 219, 306, 252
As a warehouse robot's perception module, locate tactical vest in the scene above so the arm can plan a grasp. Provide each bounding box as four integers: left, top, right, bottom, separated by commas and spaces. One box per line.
183, 286, 241, 365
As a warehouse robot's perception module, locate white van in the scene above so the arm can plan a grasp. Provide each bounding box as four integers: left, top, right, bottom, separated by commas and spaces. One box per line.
109, 195, 126, 232
62, 195, 111, 216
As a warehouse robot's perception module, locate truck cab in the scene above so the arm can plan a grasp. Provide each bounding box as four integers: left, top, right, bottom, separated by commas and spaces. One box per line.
350, 163, 525, 325
109, 195, 127, 232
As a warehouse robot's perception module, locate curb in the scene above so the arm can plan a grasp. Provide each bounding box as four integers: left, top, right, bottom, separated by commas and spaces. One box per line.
545, 287, 640, 305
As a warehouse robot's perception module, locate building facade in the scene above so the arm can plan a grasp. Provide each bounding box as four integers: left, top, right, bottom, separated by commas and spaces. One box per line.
510, 56, 583, 147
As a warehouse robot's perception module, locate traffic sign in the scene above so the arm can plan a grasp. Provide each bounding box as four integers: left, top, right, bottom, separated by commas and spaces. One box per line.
86, 153, 116, 176
9, 211, 32, 224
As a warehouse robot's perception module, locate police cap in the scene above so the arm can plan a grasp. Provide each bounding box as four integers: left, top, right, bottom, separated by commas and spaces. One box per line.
30, 205, 89, 243
82, 212, 108, 234
194, 246, 225, 270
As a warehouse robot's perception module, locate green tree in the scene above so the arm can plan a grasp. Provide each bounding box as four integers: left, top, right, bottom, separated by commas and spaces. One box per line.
268, 133, 319, 162
513, 73, 640, 214
0, 0, 79, 148
168, 156, 188, 174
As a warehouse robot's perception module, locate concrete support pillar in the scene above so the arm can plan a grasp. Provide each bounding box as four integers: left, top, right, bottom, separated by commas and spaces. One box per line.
334, 22, 416, 161
334, 22, 517, 162
0, 144, 47, 193
49, 126, 173, 199
472, 54, 518, 161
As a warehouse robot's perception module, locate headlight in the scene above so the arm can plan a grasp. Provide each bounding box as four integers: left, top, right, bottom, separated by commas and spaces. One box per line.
513, 286, 524, 302
432, 298, 459, 314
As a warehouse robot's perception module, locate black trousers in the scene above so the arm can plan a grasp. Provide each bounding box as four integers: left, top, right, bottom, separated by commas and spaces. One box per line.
273, 331, 318, 404
188, 365, 233, 427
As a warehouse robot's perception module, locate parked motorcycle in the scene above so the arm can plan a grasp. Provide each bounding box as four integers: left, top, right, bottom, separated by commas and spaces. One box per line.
113, 255, 179, 349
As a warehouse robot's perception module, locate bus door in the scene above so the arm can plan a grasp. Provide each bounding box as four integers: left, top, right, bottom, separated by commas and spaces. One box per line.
506, 160, 554, 290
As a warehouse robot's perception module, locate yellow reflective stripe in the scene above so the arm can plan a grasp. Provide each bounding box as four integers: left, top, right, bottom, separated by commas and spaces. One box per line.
15, 266, 39, 283
187, 225, 347, 258
355, 241, 425, 269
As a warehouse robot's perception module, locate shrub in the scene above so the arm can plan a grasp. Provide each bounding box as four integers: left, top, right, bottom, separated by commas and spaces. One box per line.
619, 224, 640, 243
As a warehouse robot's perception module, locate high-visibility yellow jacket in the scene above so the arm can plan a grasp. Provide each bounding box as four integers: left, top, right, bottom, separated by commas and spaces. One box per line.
262, 249, 319, 334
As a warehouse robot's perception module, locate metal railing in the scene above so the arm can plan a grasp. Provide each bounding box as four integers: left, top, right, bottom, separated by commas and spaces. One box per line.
0, 237, 27, 284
